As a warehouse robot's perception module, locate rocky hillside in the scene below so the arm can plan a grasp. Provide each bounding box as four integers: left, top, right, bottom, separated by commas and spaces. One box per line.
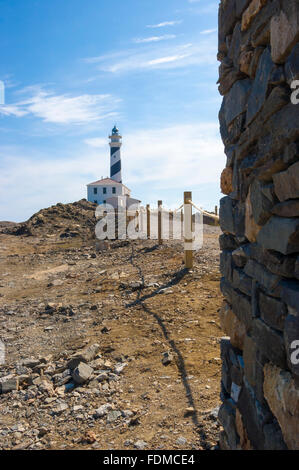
2, 199, 97, 239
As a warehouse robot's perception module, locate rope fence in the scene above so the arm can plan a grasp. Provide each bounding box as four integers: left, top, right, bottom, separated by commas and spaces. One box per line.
96, 192, 219, 269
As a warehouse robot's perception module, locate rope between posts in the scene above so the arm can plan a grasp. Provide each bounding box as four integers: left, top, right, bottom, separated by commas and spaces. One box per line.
140, 201, 219, 220
187, 200, 219, 221
173, 203, 184, 213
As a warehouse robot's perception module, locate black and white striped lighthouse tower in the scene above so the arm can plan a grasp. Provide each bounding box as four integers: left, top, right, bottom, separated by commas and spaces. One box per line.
109, 125, 122, 183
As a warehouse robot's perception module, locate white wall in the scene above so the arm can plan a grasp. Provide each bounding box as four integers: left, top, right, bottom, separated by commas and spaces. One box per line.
87, 183, 130, 205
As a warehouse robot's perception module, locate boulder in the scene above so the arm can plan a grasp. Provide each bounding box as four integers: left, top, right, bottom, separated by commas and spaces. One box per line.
246, 48, 274, 126
252, 318, 286, 369
239, 48, 254, 75
245, 187, 262, 242
71, 362, 94, 385
225, 145, 236, 168
236, 0, 251, 19
218, 62, 244, 96
219, 233, 238, 251
220, 277, 234, 304
250, 179, 275, 225
237, 377, 271, 450
228, 22, 242, 69
223, 79, 252, 126
232, 245, 249, 267
220, 250, 233, 283
235, 409, 252, 450
220, 196, 235, 234
232, 268, 252, 296
219, 0, 237, 47
244, 259, 281, 296
241, 0, 267, 31
218, 401, 239, 449
220, 167, 233, 195
219, 302, 246, 350
243, 335, 258, 388
0, 375, 19, 394
94, 404, 113, 418
284, 142, 299, 167
231, 288, 252, 332
273, 161, 299, 202
250, 0, 280, 48
67, 343, 100, 369
270, 0, 299, 64
257, 216, 299, 255
259, 291, 287, 332
248, 46, 265, 78
272, 200, 299, 218
263, 363, 299, 449
249, 242, 296, 279
234, 201, 246, 239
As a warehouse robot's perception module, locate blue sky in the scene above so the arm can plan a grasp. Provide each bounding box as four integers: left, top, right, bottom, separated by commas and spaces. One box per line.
0, 0, 224, 222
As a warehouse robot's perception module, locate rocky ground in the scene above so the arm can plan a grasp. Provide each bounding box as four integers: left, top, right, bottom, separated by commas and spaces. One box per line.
0, 206, 223, 450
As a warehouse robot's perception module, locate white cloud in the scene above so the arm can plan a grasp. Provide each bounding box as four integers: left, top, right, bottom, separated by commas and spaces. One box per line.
133, 34, 176, 44
87, 40, 216, 74
146, 20, 182, 28
200, 28, 217, 35
146, 54, 191, 66
0, 104, 28, 118
0, 88, 121, 125
0, 122, 224, 222
123, 123, 224, 188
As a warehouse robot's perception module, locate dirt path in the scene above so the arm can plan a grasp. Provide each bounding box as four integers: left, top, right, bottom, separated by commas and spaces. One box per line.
0, 227, 223, 450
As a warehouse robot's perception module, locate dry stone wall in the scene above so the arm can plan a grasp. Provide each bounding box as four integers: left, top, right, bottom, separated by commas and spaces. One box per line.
217, 0, 299, 450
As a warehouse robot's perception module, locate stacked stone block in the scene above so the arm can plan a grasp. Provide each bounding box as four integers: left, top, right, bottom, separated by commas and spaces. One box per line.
217, 0, 299, 450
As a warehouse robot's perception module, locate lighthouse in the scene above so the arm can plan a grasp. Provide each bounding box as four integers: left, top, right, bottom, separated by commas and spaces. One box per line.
109, 125, 122, 183
86, 125, 141, 210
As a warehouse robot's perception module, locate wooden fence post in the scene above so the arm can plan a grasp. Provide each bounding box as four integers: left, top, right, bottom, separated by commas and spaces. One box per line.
169, 211, 173, 240
158, 200, 162, 245
215, 205, 218, 216
146, 204, 150, 239
140, 207, 144, 235
184, 191, 193, 269
180, 209, 184, 240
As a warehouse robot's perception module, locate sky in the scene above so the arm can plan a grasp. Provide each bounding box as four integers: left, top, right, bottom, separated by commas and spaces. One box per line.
0, 0, 224, 222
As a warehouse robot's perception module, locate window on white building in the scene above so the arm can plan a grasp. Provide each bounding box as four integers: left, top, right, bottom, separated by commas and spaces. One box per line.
112, 187, 116, 194
103, 187, 107, 194
93, 188, 97, 194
